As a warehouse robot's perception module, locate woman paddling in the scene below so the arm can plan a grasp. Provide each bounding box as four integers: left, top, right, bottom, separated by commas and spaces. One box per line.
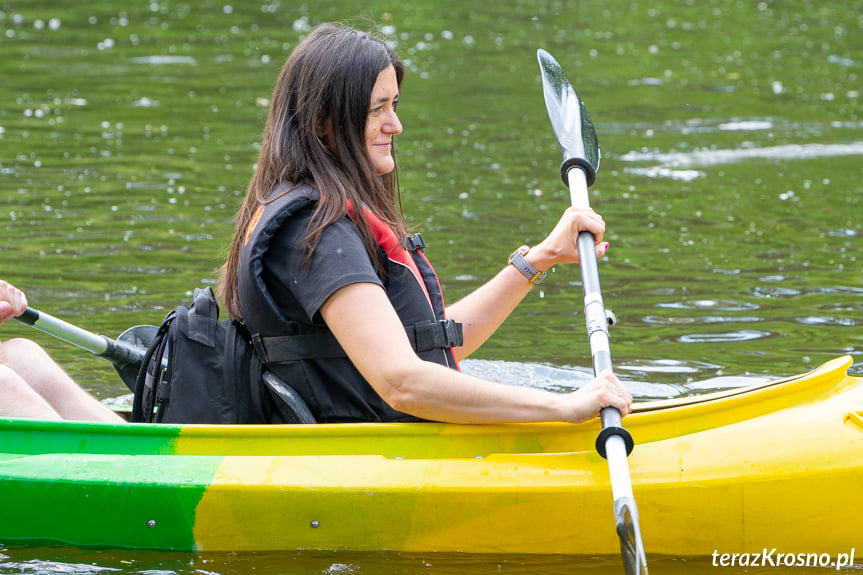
216, 23, 632, 424
1, 23, 632, 424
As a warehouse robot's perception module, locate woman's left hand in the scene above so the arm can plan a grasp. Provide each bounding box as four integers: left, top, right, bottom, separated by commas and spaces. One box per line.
562, 369, 633, 424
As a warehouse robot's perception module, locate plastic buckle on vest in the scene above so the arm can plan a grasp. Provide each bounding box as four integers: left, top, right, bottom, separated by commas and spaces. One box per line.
441, 318, 463, 348
251, 333, 269, 363
406, 233, 426, 251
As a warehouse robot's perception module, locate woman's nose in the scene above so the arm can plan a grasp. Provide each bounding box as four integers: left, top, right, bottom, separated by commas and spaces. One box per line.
384, 109, 402, 135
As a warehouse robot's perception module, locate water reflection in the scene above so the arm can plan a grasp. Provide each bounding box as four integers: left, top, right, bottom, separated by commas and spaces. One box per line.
656, 299, 759, 311
620, 140, 863, 181
678, 330, 773, 344
130, 56, 197, 65
642, 315, 762, 325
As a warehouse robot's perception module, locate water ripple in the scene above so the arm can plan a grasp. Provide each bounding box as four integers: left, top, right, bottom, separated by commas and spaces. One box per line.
656, 299, 759, 312
718, 120, 773, 131
679, 330, 773, 343
130, 55, 197, 65
620, 141, 863, 181
643, 315, 761, 325
458, 358, 761, 400
796, 316, 857, 327
0, 560, 121, 573
750, 286, 802, 298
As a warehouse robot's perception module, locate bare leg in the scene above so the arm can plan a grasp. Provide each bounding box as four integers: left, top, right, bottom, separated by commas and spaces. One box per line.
0, 364, 63, 420
2, 338, 124, 423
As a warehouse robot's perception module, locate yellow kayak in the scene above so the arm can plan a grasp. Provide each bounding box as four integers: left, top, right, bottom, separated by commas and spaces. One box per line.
0, 355, 860, 555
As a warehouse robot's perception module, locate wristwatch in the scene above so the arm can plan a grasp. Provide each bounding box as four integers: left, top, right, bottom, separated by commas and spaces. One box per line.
508, 245, 546, 284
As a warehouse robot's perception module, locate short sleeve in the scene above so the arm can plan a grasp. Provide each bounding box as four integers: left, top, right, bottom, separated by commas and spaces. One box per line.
261, 208, 384, 324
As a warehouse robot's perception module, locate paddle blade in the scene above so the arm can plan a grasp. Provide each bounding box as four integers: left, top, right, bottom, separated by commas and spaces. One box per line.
112, 325, 158, 391
537, 49, 600, 176
614, 496, 649, 575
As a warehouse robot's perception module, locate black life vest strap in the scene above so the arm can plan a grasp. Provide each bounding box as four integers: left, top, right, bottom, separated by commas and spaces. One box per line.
252, 318, 463, 363
251, 332, 346, 363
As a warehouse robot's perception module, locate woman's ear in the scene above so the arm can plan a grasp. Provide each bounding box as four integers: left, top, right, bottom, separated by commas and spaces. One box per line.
315, 110, 331, 139
316, 110, 339, 158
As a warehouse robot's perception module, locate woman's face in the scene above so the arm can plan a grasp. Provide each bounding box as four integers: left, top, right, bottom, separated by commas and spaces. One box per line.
365, 65, 402, 175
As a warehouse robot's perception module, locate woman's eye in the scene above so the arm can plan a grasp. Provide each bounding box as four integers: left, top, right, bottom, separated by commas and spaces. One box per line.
370, 100, 398, 116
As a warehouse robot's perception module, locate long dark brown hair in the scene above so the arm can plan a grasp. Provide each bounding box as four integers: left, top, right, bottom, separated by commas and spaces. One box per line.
218, 23, 406, 319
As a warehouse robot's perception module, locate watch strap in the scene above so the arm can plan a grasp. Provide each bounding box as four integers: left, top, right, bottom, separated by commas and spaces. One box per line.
509, 245, 546, 284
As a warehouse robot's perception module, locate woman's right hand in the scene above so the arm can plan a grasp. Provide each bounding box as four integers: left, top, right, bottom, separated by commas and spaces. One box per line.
562, 370, 633, 423
0, 280, 27, 326
524, 206, 608, 272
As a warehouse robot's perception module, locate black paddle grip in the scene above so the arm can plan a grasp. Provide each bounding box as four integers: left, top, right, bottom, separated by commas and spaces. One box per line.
595, 425, 635, 459
16, 308, 39, 326
560, 157, 596, 187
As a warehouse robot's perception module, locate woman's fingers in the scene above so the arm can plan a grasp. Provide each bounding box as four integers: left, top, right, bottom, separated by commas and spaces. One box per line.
593, 370, 632, 414
0, 280, 27, 322
566, 370, 632, 423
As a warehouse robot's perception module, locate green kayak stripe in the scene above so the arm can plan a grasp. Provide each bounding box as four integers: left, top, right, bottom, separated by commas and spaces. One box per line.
0, 452, 223, 550
0, 418, 221, 550
0, 418, 184, 455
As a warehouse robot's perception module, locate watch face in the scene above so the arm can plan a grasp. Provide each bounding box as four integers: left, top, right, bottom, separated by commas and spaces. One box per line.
510, 245, 529, 262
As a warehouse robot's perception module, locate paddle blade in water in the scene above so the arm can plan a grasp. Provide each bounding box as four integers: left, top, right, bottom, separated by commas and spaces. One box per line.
614, 496, 649, 575
537, 49, 600, 177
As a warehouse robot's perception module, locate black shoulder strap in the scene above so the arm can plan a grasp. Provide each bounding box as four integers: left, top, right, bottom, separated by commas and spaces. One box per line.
131, 310, 175, 423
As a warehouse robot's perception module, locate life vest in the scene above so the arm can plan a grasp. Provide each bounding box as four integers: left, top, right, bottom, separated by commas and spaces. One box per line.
237, 183, 462, 423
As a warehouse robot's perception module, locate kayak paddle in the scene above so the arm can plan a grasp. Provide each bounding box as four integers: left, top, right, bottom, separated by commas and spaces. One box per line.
537, 49, 648, 575
14, 307, 156, 391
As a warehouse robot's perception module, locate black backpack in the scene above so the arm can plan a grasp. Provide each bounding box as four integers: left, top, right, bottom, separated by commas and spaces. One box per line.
131, 287, 315, 424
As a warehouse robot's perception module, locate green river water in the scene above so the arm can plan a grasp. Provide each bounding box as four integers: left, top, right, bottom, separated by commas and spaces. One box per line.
1, 0, 861, 573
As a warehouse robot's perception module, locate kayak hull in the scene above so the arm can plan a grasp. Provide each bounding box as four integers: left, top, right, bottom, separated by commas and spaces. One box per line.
1, 356, 860, 556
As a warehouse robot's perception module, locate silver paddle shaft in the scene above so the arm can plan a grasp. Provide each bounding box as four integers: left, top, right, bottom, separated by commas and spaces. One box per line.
18, 307, 110, 355
16, 307, 145, 367
567, 167, 634, 502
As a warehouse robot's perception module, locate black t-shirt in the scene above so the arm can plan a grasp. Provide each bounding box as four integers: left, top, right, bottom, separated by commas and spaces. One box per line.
261, 204, 383, 325
257, 204, 426, 422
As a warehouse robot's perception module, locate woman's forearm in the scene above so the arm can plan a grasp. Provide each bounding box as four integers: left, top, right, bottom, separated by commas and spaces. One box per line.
321, 282, 631, 424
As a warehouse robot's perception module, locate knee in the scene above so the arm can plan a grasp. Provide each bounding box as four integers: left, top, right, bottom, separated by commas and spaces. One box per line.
3, 337, 51, 362
0, 364, 15, 380
0, 364, 27, 389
